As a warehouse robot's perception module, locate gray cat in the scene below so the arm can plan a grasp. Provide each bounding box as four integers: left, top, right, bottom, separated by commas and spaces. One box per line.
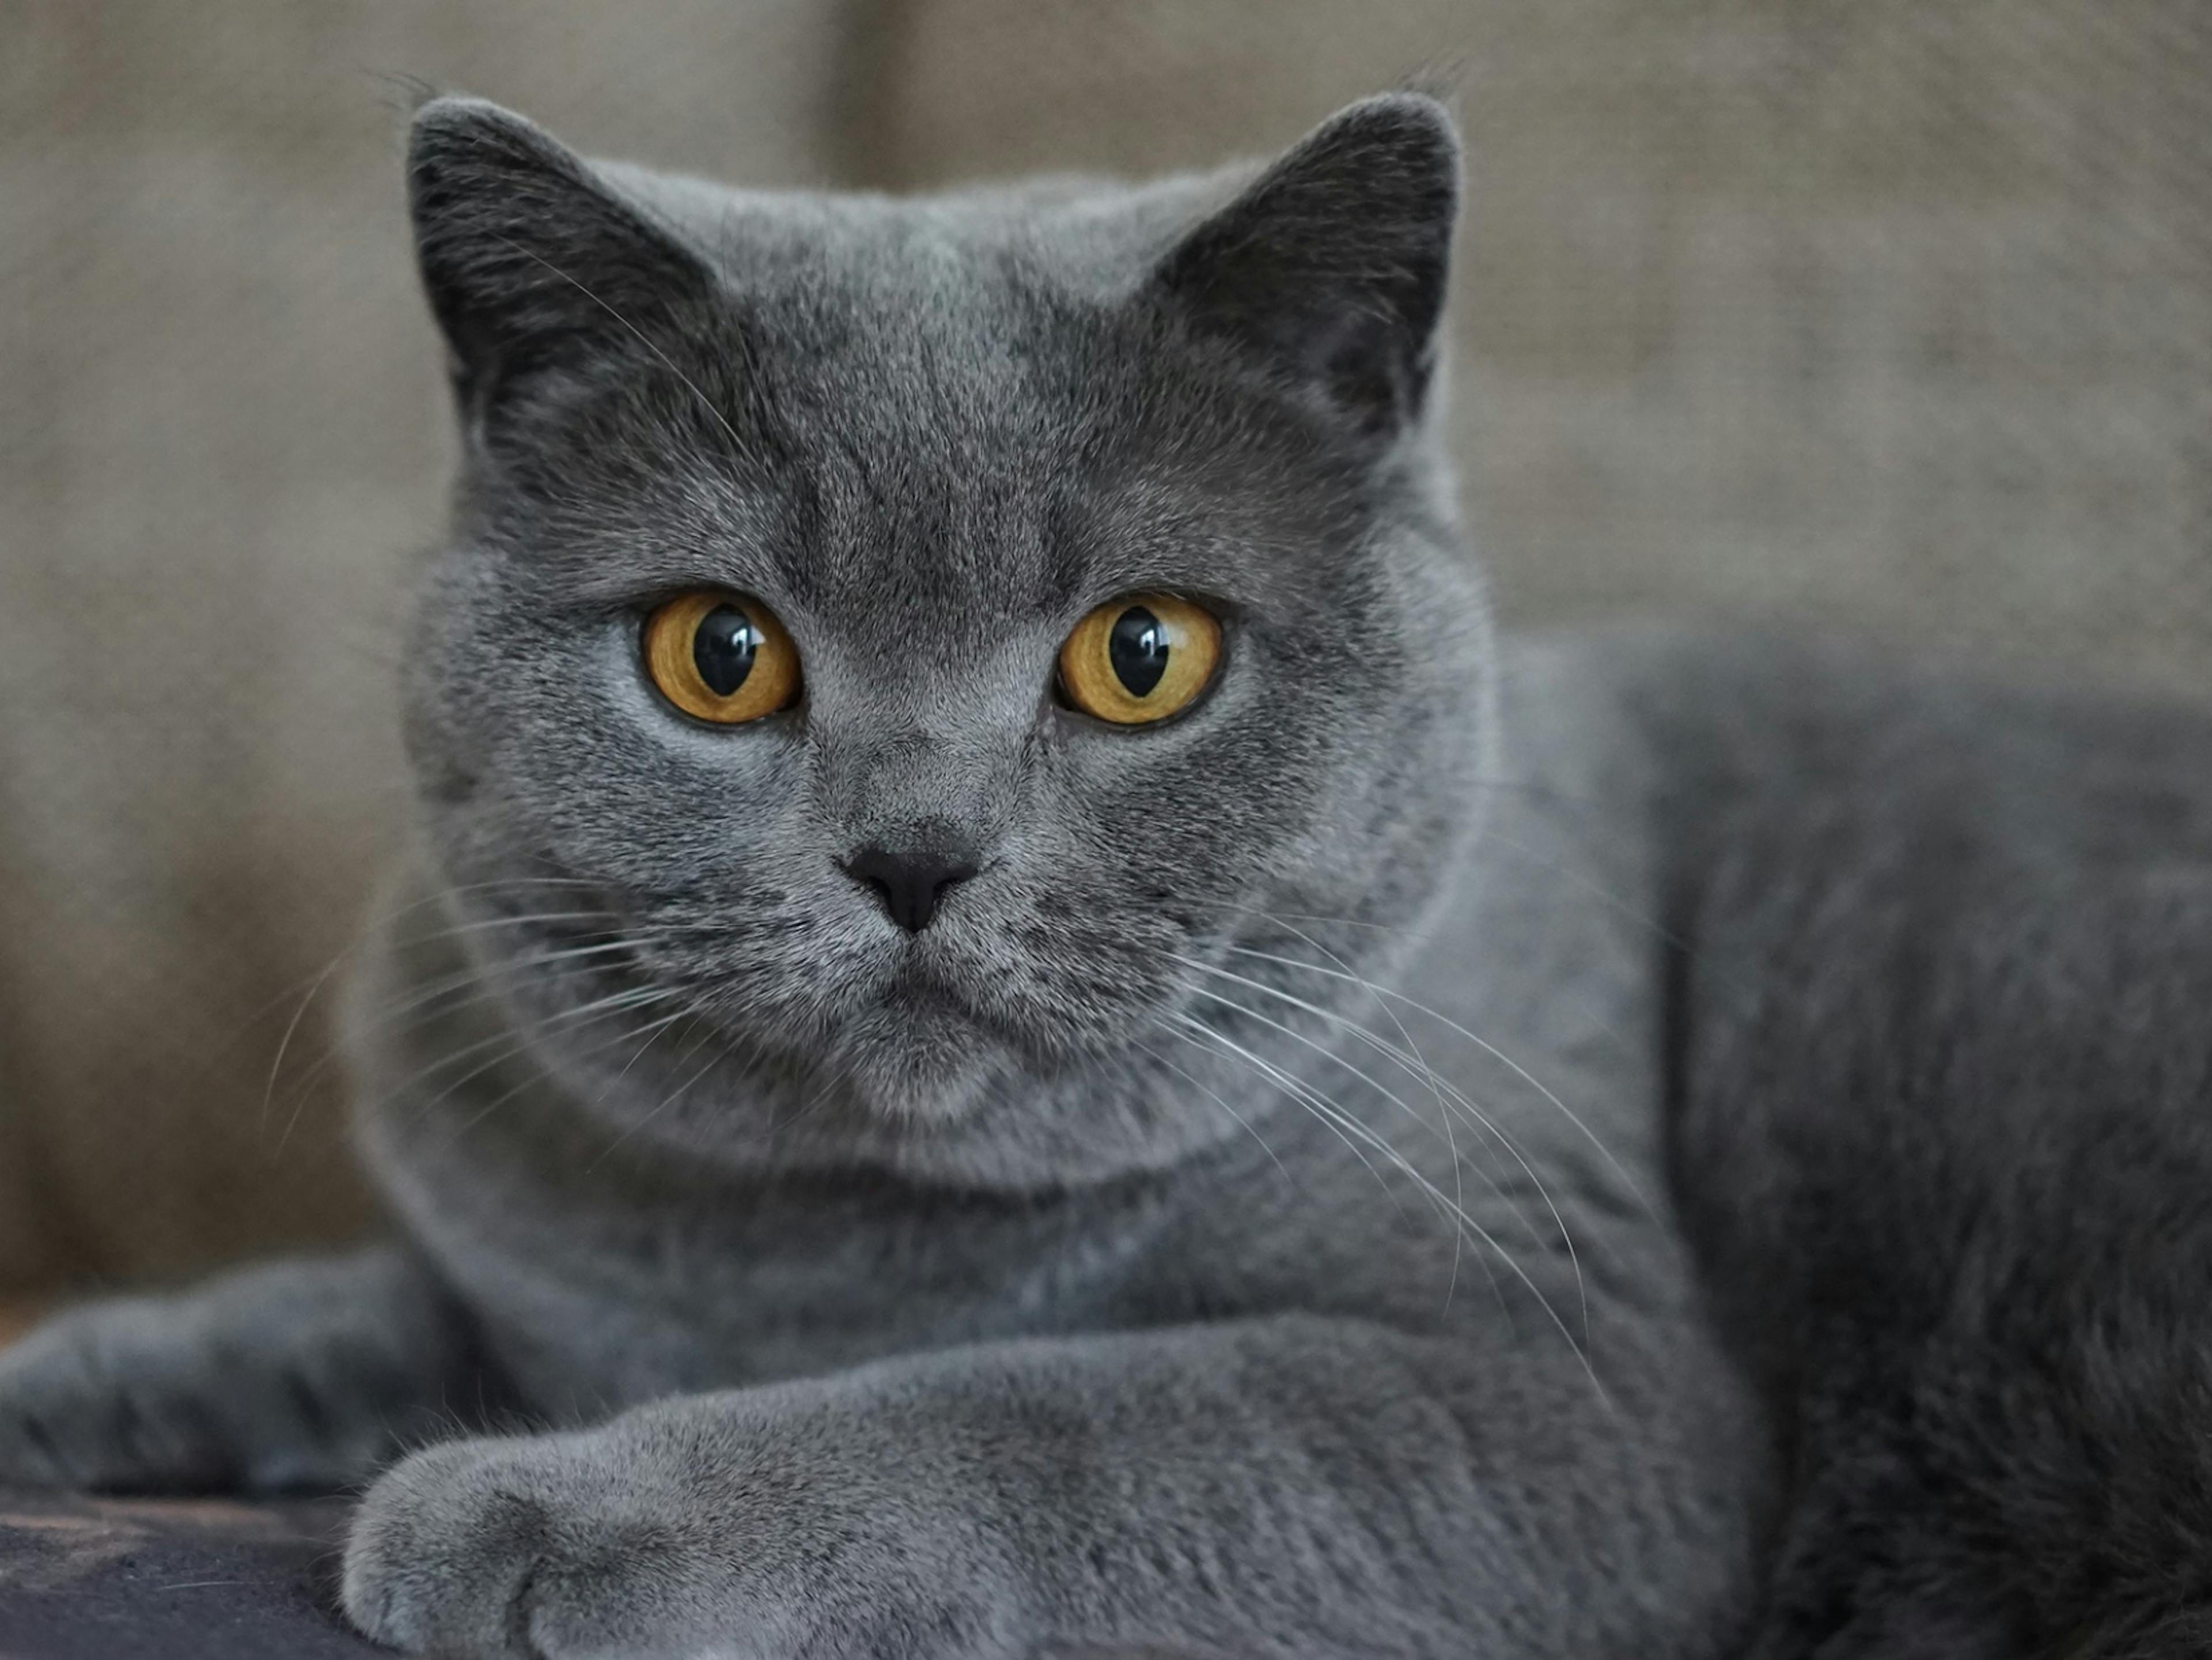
5, 89, 2212, 1659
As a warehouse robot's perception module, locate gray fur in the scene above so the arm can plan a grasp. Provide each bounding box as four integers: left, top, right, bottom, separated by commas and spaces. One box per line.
3, 90, 2209, 1658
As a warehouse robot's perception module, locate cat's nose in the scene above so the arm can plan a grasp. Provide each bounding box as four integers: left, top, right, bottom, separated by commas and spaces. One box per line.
840, 843, 980, 934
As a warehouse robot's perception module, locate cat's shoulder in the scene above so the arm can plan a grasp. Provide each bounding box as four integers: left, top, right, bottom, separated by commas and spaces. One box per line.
1500, 619, 2212, 758
1497, 620, 2212, 866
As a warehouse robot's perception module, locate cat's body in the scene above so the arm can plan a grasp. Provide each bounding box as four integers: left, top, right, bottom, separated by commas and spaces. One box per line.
322, 625, 1764, 1658
5, 90, 2212, 1659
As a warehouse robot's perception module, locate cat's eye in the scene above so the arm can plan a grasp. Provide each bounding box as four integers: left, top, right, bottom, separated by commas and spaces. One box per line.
642, 592, 801, 724
1056, 593, 1222, 725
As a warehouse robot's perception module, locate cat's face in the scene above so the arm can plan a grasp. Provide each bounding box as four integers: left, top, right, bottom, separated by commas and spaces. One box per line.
397, 94, 1487, 1181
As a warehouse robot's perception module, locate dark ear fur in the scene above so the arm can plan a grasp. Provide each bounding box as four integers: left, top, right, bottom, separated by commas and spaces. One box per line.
1155, 93, 1461, 433
407, 97, 717, 423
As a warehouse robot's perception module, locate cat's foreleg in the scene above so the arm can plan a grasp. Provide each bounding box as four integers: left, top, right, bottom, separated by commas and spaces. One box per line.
0, 1245, 488, 1493
343, 1311, 1761, 1660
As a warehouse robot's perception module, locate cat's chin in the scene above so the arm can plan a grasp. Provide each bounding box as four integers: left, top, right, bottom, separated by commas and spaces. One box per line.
827, 993, 1025, 1127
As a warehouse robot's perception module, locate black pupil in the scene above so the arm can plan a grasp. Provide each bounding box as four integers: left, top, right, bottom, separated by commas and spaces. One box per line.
1108, 606, 1170, 697
692, 604, 761, 697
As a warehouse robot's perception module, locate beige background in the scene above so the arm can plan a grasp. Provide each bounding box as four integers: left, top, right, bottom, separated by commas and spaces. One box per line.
2, 1, 2208, 1296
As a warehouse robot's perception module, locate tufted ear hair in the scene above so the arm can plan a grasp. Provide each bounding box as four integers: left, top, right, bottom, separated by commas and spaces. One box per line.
406, 96, 718, 426
1153, 93, 1461, 434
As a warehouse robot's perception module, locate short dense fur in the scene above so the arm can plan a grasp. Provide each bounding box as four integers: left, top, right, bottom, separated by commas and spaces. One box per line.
1653, 647, 2212, 1658
2, 92, 2210, 1659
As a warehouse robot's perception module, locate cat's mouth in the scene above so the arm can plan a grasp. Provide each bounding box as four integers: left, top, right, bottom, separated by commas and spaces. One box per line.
480, 873, 1131, 1125
873, 964, 974, 1019
822, 978, 1021, 1122
866, 953, 1036, 1049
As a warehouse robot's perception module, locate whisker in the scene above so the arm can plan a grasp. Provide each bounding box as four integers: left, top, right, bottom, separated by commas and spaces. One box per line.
1168, 1011, 1600, 1375
1189, 904, 1483, 1307
1175, 962, 1562, 1249
1184, 905, 1431, 940
1162, 1015, 1411, 1230
1179, 935, 1592, 1234
1172, 1008, 1607, 1401
343, 982, 690, 1150
234, 874, 681, 1136
446, 1003, 698, 1145
585, 1016, 748, 1170
260, 945, 356, 1135
1177, 977, 1560, 1289
1152, 1023, 1510, 1318
1174, 961, 1584, 1338
263, 932, 684, 1130
1226, 945, 1656, 1222
602, 995, 692, 1091
1130, 1032, 1300, 1194
391, 907, 652, 946
230, 878, 641, 1042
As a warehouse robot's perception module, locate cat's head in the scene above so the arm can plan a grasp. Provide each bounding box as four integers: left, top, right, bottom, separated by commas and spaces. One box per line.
396, 92, 1489, 1182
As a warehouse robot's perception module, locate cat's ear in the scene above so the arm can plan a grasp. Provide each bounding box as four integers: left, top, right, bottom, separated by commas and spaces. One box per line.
407, 96, 717, 419
1154, 93, 1460, 433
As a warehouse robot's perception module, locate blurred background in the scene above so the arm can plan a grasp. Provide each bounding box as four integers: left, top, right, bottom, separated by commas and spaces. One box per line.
2, 1, 2208, 1307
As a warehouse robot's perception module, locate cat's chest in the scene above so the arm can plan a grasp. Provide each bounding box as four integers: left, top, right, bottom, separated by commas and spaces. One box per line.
382, 1131, 1194, 1416
384, 1048, 1668, 1424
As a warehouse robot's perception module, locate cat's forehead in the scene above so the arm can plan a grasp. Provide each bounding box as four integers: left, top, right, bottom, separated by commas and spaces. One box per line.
625, 197, 1218, 614
747, 261, 1072, 462
519, 164, 1365, 629
611, 161, 1207, 306
618, 167, 1218, 439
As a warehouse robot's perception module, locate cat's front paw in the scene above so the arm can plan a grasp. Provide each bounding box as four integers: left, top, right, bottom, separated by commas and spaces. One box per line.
342, 1421, 1018, 1659
0, 1301, 240, 1492
343, 1434, 656, 1658
0, 1280, 412, 1495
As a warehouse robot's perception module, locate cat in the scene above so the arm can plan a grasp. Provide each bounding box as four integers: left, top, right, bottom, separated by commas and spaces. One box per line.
5, 86, 2212, 1659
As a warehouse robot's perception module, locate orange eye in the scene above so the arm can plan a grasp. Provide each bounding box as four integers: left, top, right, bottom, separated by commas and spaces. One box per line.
642, 592, 801, 725
1057, 592, 1222, 725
